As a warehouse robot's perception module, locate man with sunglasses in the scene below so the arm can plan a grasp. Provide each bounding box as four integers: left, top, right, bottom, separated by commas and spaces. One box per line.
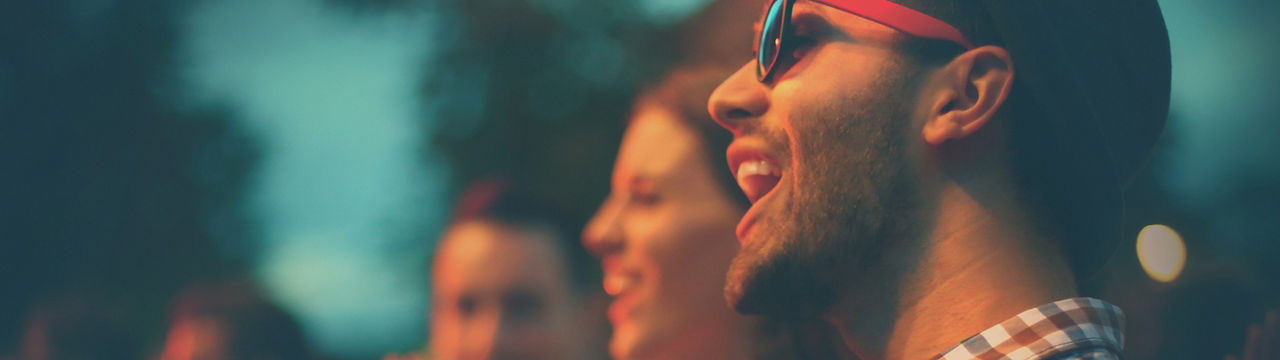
709, 1, 1170, 359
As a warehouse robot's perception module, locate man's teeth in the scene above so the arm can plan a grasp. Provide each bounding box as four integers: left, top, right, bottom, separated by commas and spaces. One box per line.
603, 274, 635, 296
737, 160, 780, 183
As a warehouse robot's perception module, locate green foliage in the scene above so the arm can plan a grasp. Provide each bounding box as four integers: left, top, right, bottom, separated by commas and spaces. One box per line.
423, 0, 680, 225
0, 0, 259, 351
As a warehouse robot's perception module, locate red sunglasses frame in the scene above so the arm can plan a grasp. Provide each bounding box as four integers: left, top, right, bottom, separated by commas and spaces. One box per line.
757, 0, 976, 82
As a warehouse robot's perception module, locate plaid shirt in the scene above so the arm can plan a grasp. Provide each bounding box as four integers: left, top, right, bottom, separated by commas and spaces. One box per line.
932, 298, 1125, 360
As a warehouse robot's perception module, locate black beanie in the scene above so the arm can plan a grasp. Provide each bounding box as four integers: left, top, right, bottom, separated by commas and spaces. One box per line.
980, 0, 1172, 277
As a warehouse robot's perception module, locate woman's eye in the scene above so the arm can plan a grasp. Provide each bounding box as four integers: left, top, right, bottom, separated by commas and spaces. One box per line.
456, 297, 478, 317
630, 190, 660, 206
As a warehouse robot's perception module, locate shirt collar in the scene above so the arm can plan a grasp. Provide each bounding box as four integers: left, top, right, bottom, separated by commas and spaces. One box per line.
932, 297, 1125, 360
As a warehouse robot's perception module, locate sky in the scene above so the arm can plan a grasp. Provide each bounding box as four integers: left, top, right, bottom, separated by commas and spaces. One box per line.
181, 0, 445, 356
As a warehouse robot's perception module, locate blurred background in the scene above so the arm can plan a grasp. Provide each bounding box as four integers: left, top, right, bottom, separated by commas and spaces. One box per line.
1, 0, 1276, 359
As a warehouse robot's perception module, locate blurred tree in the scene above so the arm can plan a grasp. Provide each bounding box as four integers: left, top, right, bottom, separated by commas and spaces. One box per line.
323, 0, 758, 353
410, 0, 760, 301
418, 0, 759, 232
321, 0, 761, 266
422, 0, 668, 221
0, 0, 259, 353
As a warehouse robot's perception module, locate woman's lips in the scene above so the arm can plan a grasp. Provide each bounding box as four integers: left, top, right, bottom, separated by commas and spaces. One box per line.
606, 281, 638, 325
603, 272, 636, 296
603, 267, 640, 324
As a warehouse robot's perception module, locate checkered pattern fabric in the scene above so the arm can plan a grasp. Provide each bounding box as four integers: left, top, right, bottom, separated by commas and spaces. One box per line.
932, 298, 1125, 360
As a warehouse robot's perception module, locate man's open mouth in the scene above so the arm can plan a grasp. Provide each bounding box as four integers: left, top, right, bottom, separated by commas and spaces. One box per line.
735, 158, 781, 203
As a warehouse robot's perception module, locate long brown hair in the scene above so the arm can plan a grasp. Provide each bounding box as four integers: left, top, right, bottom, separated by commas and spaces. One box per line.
630, 64, 749, 210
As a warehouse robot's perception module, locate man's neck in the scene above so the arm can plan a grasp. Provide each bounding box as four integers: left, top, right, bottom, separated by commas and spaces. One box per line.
646, 315, 757, 360
827, 181, 1078, 360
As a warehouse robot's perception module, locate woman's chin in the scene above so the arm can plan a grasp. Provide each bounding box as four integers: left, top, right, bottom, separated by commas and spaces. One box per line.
608, 325, 662, 360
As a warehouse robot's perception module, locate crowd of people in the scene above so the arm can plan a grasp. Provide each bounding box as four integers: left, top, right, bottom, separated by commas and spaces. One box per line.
8, 0, 1278, 359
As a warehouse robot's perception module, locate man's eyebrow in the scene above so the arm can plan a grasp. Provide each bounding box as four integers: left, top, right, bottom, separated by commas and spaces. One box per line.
791, 6, 846, 40
790, 5, 830, 30
751, 0, 774, 36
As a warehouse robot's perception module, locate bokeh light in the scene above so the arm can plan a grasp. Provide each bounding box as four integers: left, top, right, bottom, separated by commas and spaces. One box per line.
1136, 224, 1187, 283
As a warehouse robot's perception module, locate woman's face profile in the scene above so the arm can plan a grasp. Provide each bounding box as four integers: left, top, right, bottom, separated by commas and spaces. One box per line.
583, 105, 747, 360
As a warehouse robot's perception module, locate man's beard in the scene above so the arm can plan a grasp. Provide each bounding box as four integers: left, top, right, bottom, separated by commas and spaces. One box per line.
725, 66, 926, 318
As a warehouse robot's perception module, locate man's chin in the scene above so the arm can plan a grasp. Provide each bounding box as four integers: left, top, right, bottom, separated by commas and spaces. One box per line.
722, 261, 758, 314
723, 246, 835, 319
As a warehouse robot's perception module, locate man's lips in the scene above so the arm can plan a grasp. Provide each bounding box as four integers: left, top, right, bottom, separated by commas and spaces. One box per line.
726, 144, 783, 203
735, 180, 780, 242
727, 143, 784, 242
736, 160, 781, 203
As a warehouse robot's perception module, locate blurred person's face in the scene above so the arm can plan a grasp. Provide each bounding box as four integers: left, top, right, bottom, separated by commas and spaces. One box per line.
429, 220, 577, 360
708, 2, 929, 316
159, 316, 229, 360
582, 105, 748, 360
18, 318, 49, 360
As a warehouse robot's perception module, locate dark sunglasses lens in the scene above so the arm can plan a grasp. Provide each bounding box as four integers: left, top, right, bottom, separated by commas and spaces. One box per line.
757, 0, 785, 79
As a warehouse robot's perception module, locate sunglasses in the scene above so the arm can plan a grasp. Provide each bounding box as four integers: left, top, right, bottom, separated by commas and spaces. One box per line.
755, 0, 976, 82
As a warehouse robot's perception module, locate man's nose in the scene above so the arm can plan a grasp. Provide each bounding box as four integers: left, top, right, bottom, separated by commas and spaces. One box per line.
708, 62, 770, 136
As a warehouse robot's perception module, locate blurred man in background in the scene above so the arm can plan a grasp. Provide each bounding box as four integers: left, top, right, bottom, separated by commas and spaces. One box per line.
7, 293, 141, 360
159, 280, 314, 360
409, 183, 605, 360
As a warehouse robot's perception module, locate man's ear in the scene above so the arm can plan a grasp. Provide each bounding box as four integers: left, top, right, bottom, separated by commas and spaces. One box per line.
921, 46, 1015, 146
